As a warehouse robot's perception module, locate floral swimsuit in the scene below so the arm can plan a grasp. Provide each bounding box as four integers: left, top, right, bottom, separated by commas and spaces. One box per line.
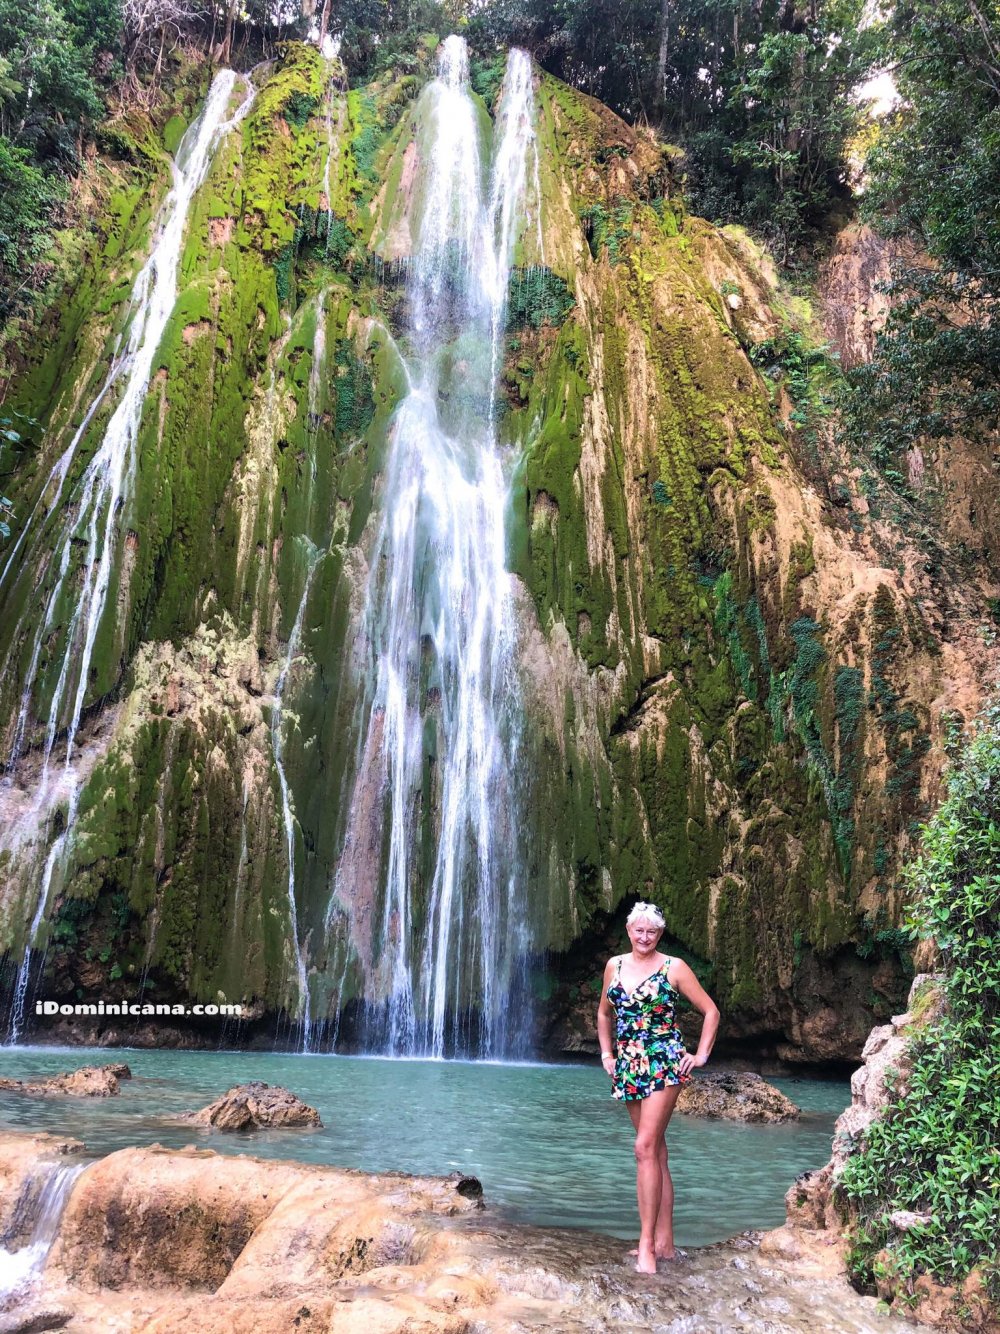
607, 955, 690, 1101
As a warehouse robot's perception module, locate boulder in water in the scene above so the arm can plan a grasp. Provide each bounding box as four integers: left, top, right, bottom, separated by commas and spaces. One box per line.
0, 1064, 129, 1098
179, 1082, 322, 1131
676, 1071, 800, 1123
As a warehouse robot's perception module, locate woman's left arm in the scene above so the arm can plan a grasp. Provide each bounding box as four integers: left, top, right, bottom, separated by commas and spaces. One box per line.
668, 959, 721, 1078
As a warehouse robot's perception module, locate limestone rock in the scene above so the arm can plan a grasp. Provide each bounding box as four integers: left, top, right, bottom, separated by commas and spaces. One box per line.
0, 1064, 128, 1098
784, 1163, 840, 1233
0, 1129, 923, 1332
676, 1071, 799, 1123
757, 1225, 801, 1261
179, 1082, 322, 1131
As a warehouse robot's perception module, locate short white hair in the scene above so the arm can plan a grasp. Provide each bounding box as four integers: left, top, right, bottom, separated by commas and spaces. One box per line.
627, 901, 666, 928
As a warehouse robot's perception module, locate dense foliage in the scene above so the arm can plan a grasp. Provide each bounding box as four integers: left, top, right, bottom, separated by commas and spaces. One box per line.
840, 704, 1000, 1307
469, 0, 871, 259
840, 0, 1000, 468
0, 0, 121, 315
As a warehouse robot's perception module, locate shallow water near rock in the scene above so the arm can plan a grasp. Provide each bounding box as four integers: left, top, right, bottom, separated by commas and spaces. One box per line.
0, 1046, 845, 1245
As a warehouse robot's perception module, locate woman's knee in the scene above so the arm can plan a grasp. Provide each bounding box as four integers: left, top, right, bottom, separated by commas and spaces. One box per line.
634, 1135, 660, 1164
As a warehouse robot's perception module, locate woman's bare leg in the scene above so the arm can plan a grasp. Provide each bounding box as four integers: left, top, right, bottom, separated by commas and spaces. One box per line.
627, 1097, 679, 1258
655, 1136, 676, 1257
629, 1086, 681, 1273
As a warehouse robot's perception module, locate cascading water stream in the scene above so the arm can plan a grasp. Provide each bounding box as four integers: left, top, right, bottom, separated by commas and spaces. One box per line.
273, 540, 323, 1051
0, 1160, 87, 1305
3, 70, 254, 1045
327, 39, 539, 1058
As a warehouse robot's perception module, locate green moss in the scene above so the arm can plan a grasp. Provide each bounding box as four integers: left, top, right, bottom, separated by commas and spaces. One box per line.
162, 114, 187, 155
333, 340, 375, 439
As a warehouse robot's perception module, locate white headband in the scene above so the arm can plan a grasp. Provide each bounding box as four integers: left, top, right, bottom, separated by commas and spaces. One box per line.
627, 901, 665, 928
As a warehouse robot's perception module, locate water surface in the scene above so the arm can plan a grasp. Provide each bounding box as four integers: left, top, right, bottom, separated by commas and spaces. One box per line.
0, 1047, 845, 1245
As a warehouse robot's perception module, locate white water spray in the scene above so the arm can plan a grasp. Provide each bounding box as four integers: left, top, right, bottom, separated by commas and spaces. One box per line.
0, 1161, 87, 1305
273, 542, 323, 1049
2, 71, 254, 1043
6, 71, 254, 779
329, 41, 539, 1057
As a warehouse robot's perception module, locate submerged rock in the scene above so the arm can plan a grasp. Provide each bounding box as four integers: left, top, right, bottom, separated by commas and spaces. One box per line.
0, 1065, 130, 1098
179, 1081, 322, 1130
677, 1071, 800, 1123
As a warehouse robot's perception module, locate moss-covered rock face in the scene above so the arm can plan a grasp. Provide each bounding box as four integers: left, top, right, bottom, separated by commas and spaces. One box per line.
0, 44, 987, 1060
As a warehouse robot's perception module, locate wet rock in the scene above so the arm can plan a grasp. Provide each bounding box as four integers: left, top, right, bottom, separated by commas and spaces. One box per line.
446, 1171, 484, 1200
676, 1071, 799, 1123
0, 1131, 922, 1333
0, 1065, 127, 1098
757, 1226, 802, 1261
784, 1163, 839, 1232
0, 1132, 88, 1246
178, 1082, 322, 1130
0, 1310, 73, 1333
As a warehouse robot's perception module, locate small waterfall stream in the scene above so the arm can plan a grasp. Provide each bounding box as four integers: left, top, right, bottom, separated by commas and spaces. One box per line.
3, 70, 255, 1044
328, 40, 539, 1057
273, 539, 323, 1050
0, 1160, 87, 1306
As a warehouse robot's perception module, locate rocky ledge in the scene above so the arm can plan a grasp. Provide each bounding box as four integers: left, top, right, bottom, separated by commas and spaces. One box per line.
0, 1129, 920, 1333
762, 975, 997, 1332
0, 1063, 131, 1098
677, 1071, 800, 1123
175, 1081, 323, 1131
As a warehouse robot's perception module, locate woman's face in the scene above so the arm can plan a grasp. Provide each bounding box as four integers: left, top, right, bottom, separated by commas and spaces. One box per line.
627, 916, 664, 953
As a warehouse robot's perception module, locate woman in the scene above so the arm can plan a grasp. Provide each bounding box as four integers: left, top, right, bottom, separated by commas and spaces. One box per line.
597, 901, 720, 1274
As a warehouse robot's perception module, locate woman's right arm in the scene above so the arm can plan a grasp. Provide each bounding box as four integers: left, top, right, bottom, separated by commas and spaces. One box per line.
597, 958, 617, 1078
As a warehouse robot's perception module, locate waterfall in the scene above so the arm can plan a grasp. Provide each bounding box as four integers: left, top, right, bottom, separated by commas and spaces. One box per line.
8, 70, 254, 775
0, 1161, 87, 1306
273, 539, 323, 1050
2, 70, 254, 1045
327, 40, 538, 1058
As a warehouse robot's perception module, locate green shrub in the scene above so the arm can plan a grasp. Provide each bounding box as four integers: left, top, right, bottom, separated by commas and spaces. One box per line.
840, 702, 1000, 1308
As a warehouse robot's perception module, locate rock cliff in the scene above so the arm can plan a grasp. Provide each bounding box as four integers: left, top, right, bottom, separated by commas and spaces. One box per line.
0, 39, 993, 1059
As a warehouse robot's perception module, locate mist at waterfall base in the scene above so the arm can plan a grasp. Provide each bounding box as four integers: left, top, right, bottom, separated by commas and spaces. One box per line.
0, 1046, 847, 1247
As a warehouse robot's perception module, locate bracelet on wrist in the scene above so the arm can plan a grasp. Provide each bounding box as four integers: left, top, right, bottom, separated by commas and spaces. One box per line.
601, 1051, 614, 1059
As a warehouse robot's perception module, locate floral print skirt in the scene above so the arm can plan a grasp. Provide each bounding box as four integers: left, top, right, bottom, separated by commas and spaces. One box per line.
613, 1029, 690, 1101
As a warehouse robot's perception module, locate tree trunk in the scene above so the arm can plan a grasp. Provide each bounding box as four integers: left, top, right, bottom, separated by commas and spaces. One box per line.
318, 0, 333, 51
216, 0, 238, 65
655, 0, 671, 131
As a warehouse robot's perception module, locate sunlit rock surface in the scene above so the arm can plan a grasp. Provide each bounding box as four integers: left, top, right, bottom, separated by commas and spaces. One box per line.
0, 1130, 919, 1333
176, 1081, 322, 1130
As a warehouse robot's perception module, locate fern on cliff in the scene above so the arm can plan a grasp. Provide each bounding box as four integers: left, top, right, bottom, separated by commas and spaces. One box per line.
840, 703, 1000, 1311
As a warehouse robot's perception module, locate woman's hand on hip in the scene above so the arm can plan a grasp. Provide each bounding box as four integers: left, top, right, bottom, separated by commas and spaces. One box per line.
678, 1050, 706, 1078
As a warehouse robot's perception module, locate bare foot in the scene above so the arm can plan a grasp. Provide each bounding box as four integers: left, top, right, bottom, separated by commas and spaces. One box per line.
628, 1244, 678, 1259
634, 1241, 657, 1274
